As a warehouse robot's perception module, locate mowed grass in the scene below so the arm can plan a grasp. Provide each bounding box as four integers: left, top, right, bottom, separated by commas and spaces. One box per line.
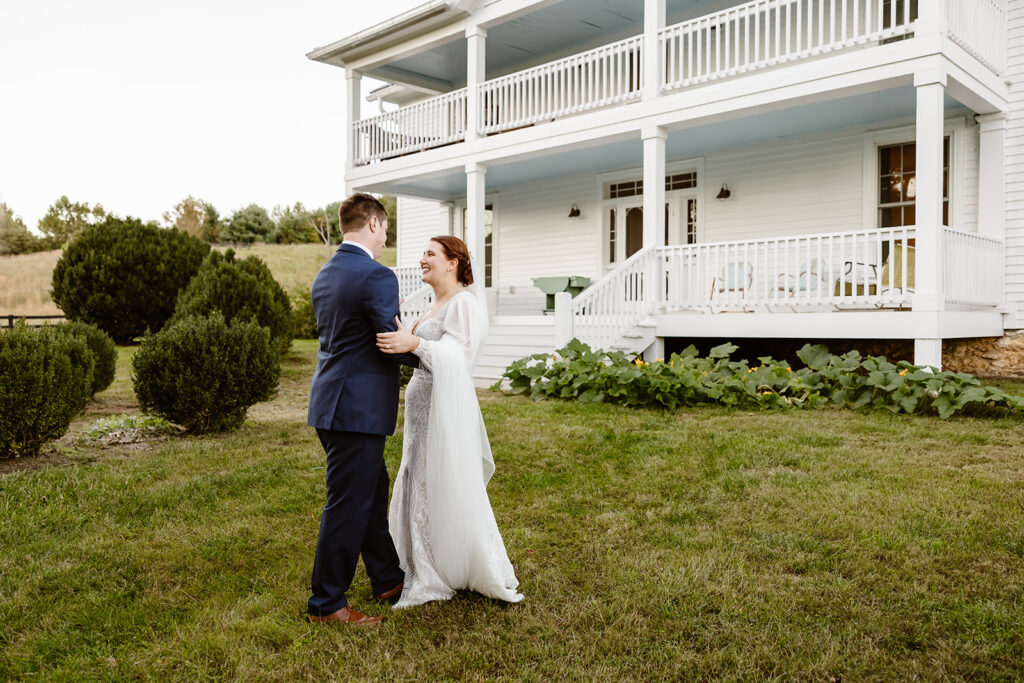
2, 342, 1024, 679
0, 244, 397, 317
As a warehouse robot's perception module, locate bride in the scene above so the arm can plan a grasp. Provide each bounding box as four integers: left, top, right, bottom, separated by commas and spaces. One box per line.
376, 235, 524, 607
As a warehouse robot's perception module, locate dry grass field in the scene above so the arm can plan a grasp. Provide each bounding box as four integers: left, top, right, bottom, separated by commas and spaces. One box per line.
0, 244, 397, 319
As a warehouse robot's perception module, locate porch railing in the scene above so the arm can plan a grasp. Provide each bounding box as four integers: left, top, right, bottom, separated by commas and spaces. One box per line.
399, 284, 435, 325
353, 88, 467, 165
660, 0, 916, 92
943, 228, 1003, 306
945, 0, 1006, 74
571, 247, 660, 352
478, 35, 643, 135
660, 226, 918, 311
393, 265, 425, 299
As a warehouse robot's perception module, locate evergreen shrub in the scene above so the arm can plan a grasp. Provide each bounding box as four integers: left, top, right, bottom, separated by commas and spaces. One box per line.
54, 321, 117, 397
170, 250, 292, 355
497, 339, 1024, 419
131, 313, 280, 433
290, 288, 318, 340
0, 322, 94, 457
50, 216, 210, 342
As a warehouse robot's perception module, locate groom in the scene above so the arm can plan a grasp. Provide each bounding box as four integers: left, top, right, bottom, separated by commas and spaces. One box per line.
306, 193, 417, 626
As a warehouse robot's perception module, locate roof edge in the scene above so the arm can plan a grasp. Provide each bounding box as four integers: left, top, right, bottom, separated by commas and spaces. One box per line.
306, 0, 476, 67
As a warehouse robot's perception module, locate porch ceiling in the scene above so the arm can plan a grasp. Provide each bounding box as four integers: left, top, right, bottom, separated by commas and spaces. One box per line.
373, 0, 734, 90
381, 86, 964, 200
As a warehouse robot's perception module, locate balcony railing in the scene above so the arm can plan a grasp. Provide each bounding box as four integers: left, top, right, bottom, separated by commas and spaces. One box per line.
945, 0, 1006, 74
660, 0, 916, 92
352, 0, 1004, 166
353, 88, 467, 165
478, 35, 643, 135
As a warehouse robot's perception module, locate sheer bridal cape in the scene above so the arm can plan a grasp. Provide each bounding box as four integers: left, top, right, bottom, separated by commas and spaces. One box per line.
389, 283, 523, 607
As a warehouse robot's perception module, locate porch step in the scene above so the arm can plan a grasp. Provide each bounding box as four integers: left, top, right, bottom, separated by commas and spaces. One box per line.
609, 317, 658, 356
475, 317, 556, 386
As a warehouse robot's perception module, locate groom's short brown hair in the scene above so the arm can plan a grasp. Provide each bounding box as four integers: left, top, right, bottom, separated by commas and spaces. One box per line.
339, 193, 387, 235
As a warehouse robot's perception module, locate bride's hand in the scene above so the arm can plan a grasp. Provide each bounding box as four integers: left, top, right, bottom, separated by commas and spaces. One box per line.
377, 317, 419, 354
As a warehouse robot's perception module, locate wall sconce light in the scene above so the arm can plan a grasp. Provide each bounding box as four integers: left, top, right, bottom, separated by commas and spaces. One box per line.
716, 183, 731, 201
568, 203, 582, 219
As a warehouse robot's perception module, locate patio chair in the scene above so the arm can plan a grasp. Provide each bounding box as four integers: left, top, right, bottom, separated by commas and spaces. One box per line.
833, 261, 879, 297
878, 243, 916, 295
777, 259, 826, 297
710, 262, 753, 299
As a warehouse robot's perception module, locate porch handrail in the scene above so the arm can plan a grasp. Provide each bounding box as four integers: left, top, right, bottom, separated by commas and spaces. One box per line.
658, 226, 918, 311
945, 0, 1006, 75
392, 265, 424, 299
943, 228, 1004, 307
570, 246, 659, 352
660, 0, 916, 92
477, 34, 643, 135
400, 284, 435, 325
353, 88, 468, 165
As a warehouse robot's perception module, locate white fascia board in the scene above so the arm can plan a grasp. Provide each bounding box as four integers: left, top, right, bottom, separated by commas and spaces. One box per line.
332, 0, 557, 74
651, 310, 1004, 339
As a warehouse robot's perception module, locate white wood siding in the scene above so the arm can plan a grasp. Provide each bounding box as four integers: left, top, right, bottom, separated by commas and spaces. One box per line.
397, 197, 446, 268
1004, 0, 1024, 328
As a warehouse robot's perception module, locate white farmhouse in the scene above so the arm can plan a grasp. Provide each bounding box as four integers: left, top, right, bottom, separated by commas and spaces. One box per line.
308, 0, 1021, 384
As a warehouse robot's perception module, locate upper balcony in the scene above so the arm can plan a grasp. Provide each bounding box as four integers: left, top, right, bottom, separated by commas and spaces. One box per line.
315, 0, 1008, 170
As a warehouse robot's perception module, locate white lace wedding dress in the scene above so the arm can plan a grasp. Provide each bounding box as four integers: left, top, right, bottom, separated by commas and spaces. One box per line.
388, 290, 524, 608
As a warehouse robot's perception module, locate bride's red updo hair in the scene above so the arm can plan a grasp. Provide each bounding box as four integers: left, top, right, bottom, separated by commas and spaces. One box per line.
431, 235, 474, 287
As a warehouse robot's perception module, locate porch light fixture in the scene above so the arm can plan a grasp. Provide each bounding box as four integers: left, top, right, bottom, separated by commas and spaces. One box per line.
716, 184, 731, 201
568, 203, 582, 219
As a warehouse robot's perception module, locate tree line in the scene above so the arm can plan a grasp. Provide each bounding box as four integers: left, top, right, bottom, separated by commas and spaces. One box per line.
0, 194, 399, 255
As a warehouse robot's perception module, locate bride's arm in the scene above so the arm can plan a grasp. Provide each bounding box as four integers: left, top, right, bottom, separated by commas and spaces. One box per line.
409, 293, 482, 372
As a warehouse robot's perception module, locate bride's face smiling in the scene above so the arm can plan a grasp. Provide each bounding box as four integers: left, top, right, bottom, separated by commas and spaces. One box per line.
419, 241, 457, 286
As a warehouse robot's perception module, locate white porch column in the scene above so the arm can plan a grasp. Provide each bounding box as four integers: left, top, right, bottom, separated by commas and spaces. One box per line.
465, 162, 487, 269
344, 69, 362, 171
553, 292, 573, 348
642, 125, 666, 248
642, 0, 666, 101
465, 26, 487, 142
914, 0, 947, 36
978, 113, 1007, 242
913, 69, 947, 369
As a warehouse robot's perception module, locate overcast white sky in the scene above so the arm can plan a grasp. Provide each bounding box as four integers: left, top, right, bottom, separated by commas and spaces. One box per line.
0, 0, 421, 229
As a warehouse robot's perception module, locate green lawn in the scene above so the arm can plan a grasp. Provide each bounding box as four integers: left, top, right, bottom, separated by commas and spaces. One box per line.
2, 342, 1023, 679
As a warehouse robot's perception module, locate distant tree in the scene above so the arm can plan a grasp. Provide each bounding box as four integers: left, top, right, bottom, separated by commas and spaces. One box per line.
37, 195, 105, 246
199, 200, 221, 243
379, 194, 398, 246
222, 204, 275, 243
163, 196, 210, 239
323, 201, 342, 243
0, 203, 46, 255
272, 203, 318, 244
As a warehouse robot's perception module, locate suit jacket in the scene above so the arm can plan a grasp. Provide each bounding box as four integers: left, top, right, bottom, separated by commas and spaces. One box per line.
307, 243, 417, 434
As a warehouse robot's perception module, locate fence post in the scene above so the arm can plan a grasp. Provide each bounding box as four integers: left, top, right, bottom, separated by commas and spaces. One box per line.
7, 315, 12, 329
554, 292, 573, 349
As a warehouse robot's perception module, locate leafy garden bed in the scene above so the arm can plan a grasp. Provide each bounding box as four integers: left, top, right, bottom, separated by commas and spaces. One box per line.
496, 339, 1024, 419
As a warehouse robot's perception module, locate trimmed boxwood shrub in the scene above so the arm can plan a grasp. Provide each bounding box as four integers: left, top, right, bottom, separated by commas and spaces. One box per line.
290, 287, 318, 340
54, 321, 117, 397
1, 322, 94, 458
169, 250, 292, 355
131, 313, 280, 433
51, 216, 210, 342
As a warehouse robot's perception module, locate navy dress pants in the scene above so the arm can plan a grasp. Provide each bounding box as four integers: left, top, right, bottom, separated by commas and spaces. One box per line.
308, 429, 404, 616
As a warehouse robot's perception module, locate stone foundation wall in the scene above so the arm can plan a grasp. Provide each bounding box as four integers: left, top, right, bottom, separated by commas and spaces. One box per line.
943, 331, 1024, 378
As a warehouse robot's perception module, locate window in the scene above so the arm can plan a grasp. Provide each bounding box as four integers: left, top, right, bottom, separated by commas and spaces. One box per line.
459, 204, 494, 287
878, 138, 949, 227
605, 171, 698, 200
608, 208, 616, 263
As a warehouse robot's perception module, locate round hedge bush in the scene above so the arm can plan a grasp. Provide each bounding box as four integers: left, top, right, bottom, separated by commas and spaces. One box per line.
51, 216, 210, 342
290, 287, 317, 340
131, 312, 280, 433
169, 250, 292, 355
54, 321, 117, 397
1, 322, 94, 458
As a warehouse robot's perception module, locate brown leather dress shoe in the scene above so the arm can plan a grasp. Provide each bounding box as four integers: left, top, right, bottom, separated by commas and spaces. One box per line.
307, 606, 382, 625
374, 581, 404, 603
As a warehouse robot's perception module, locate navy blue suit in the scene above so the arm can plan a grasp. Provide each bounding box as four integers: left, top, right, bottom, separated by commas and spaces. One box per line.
306, 243, 416, 615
